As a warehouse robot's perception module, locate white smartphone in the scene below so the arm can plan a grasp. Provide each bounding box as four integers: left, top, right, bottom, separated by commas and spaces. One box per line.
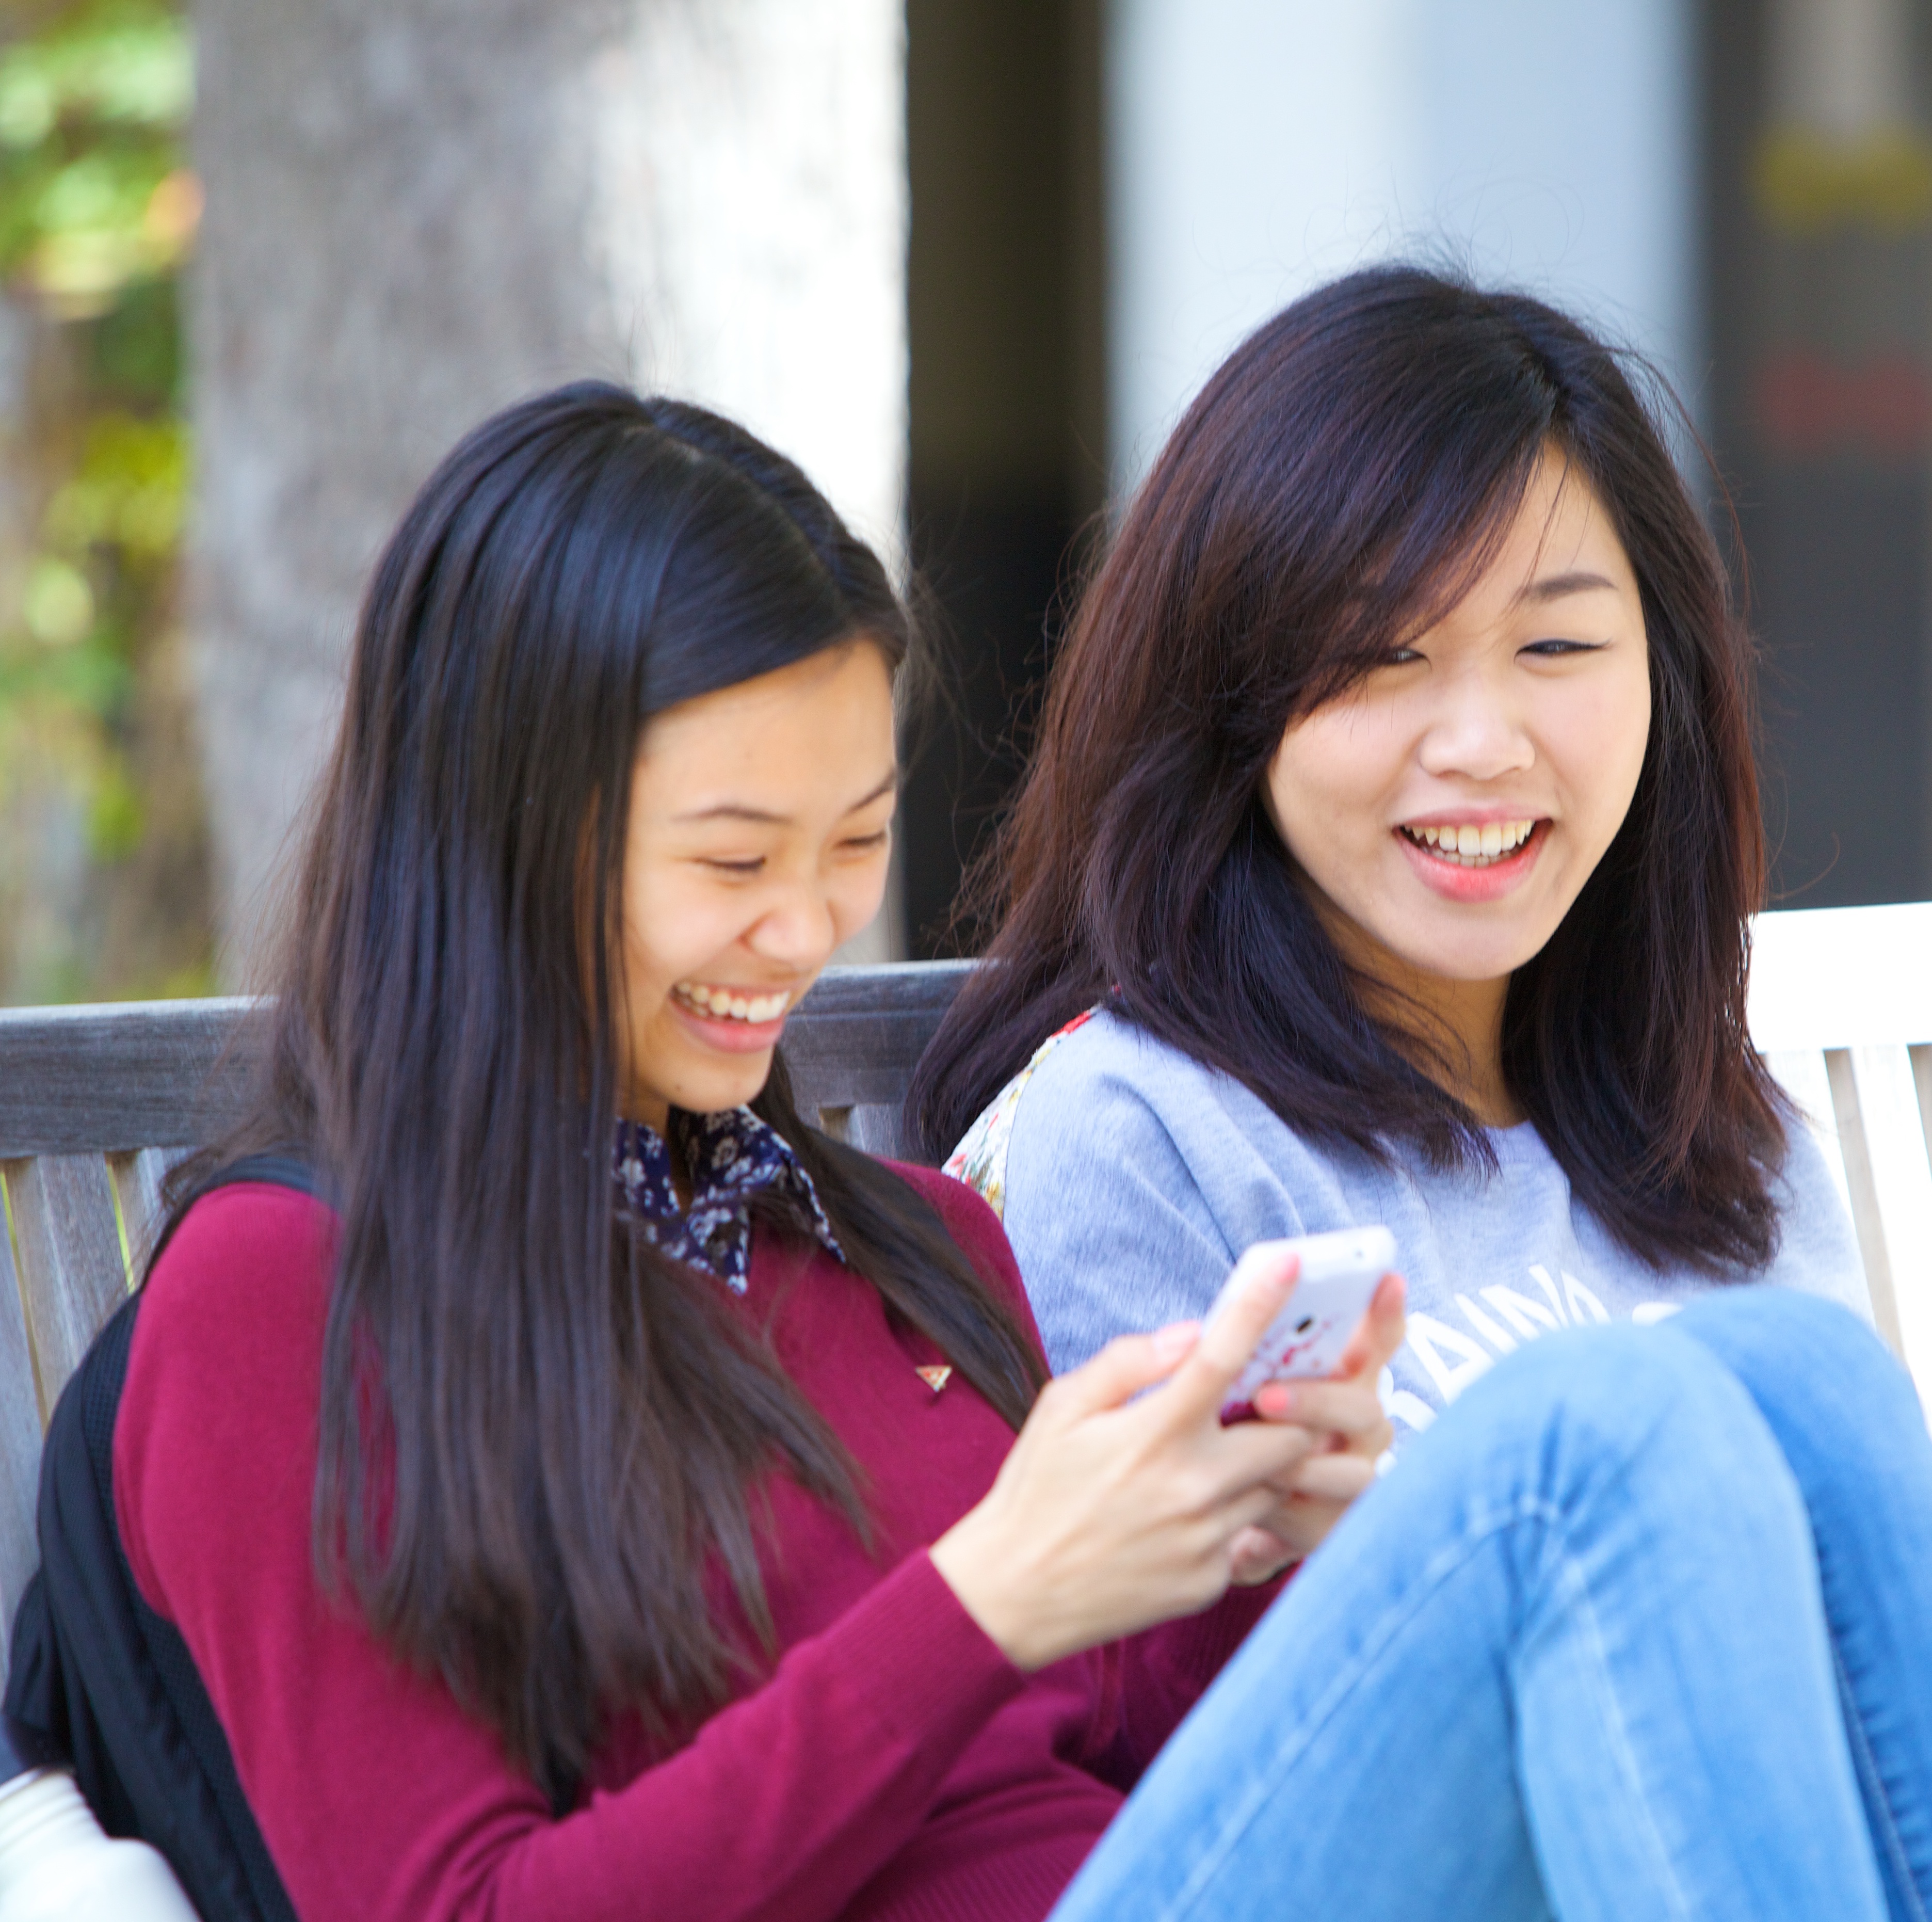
1206, 1226, 1396, 1422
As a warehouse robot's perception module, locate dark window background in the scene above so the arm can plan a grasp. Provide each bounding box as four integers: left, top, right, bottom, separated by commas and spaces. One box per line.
1705, 0, 1932, 907
907, 0, 1932, 944
901, 0, 1106, 956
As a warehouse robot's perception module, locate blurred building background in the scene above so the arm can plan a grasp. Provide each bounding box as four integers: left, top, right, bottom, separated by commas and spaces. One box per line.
0, 0, 1927, 1000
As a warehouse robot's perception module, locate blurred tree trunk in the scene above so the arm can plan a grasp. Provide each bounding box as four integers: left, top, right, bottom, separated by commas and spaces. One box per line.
0, 2, 205, 1006
0, 296, 81, 1000
188, 0, 907, 981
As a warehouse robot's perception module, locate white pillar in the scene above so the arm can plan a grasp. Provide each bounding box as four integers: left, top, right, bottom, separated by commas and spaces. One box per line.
1105, 0, 1697, 488
585, 2, 908, 581
189, 0, 906, 979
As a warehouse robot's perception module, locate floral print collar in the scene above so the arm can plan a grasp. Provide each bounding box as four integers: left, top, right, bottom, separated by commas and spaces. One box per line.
944, 1007, 1099, 1221
613, 1106, 844, 1293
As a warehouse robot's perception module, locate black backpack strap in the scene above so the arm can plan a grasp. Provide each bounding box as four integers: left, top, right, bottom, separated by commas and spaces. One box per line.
4, 1157, 319, 1921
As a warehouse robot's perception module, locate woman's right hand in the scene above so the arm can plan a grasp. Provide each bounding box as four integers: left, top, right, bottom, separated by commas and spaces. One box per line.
929, 1248, 1327, 1671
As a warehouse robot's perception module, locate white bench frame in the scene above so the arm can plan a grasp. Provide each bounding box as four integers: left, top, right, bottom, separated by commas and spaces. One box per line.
1749, 902, 1932, 1404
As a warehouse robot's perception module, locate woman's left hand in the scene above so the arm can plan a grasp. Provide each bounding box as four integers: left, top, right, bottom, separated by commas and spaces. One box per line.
1226, 1272, 1406, 1583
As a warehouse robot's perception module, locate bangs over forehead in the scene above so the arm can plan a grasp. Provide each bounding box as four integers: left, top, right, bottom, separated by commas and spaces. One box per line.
1298, 440, 1570, 715
1199, 292, 1618, 721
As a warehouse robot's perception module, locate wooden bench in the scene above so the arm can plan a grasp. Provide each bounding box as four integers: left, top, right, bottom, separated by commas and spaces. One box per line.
2, 901, 1929, 1693
0, 959, 970, 1686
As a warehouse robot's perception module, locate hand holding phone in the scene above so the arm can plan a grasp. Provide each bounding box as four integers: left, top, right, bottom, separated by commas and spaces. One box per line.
1206, 1226, 1396, 1422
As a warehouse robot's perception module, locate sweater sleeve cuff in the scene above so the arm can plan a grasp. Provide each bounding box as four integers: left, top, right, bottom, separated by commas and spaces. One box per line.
849, 1550, 1027, 1751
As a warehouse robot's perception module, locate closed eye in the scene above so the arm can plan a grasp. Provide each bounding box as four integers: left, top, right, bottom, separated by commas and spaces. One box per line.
701, 856, 766, 876
1521, 638, 1607, 658
841, 828, 891, 853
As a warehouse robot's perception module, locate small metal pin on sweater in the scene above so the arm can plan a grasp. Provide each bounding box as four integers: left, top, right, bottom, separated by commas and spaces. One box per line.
914, 1365, 953, 1394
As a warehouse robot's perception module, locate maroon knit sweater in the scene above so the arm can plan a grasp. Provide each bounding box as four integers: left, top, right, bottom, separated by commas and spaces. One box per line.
114, 1166, 1278, 1922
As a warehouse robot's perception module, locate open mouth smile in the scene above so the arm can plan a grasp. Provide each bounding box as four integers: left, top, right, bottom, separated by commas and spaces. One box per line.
670, 982, 794, 1024
1398, 819, 1540, 869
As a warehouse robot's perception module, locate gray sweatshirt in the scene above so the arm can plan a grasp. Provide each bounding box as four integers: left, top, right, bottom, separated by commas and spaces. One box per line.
949, 1008, 1871, 1444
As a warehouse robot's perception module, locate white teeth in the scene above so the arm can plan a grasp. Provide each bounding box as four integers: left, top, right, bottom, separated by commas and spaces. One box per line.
1400, 820, 1536, 867
673, 983, 790, 1023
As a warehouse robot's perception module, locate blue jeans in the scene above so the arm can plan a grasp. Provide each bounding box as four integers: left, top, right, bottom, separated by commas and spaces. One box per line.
1052, 1289, 1932, 1921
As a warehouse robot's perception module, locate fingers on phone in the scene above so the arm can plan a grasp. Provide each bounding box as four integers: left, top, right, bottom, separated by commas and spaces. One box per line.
1196, 1251, 1298, 1376
1337, 1271, 1407, 1374
1369, 1271, 1407, 1332
1258, 1378, 1383, 1437
1151, 1320, 1201, 1365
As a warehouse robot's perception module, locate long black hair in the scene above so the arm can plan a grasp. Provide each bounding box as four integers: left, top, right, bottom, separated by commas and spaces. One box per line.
173, 383, 1044, 1799
911, 267, 1787, 1275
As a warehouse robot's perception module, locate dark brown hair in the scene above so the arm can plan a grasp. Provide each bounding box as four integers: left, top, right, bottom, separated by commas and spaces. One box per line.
911, 266, 1788, 1274
169, 384, 1043, 1800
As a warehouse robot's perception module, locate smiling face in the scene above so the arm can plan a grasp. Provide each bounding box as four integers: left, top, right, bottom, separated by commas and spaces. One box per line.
614, 640, 897, 1132
1262, 445, 1651, 1093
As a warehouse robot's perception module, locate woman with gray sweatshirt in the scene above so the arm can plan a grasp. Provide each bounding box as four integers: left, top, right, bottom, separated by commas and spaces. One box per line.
913, 269, 1865, 1448
910, 269, 1932, 1916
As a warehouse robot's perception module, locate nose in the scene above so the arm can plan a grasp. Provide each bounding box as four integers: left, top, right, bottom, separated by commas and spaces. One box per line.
1415, 665, 1535, 783
744, 877, 840, 972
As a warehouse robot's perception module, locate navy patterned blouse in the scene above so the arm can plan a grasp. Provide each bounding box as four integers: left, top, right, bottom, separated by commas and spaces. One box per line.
613, 1106, 845, 1292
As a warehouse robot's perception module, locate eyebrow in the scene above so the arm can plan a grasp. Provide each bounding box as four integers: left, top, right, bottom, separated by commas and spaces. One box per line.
1518, 569, 1620, 605
671, 770, 898, 826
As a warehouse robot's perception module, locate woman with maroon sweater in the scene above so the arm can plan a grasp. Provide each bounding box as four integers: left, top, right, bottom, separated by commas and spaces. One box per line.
119, 382, 1932, 1922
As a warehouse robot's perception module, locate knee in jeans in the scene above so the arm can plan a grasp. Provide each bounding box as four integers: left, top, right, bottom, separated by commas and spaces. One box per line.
1684, 1283, 1899, 1378
1676, 1284, 1926, 1457
1472, 1320, 1775, 1480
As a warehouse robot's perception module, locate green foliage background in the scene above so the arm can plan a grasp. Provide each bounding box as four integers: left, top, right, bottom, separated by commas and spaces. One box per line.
0, 0, 204, 1002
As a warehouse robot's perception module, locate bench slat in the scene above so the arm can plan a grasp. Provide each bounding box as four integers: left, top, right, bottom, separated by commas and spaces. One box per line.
1749, 902, 1932, 1050
0, 999, 259, 1156
0, 1194, 47, 1670
1839, 1046, 1932, 1410
109, 1145, 189, 1280
1763, 1048, 1855, 1223
816, 1103, 915, 1160
780, 962, 971, 1114
1911, 1045, 1932, 1173
0, 967, 973, 1159
1823, 1051, 1908, 1365
3, 1156, 127, 1422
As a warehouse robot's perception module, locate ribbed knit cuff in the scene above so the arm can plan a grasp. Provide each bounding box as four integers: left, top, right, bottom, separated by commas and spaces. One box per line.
849, 1550, 1027, 1752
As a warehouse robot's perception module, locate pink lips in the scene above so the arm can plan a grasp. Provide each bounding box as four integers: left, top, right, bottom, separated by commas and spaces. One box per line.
667, 997, 790, 1055
1394, 820, 1547, 903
